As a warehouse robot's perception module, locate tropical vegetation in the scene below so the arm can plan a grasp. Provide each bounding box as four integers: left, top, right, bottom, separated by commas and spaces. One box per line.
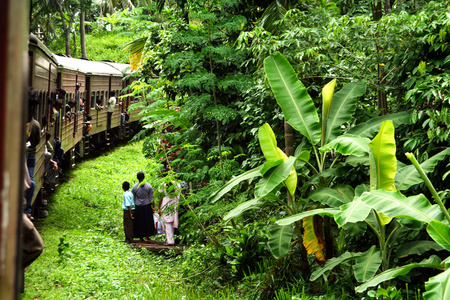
28, 0, 450, 298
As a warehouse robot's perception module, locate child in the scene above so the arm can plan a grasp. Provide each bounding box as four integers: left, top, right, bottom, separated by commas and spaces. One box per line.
122, 181, 135, 243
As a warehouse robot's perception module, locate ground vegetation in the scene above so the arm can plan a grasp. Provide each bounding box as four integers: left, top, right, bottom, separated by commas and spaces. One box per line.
26, 0, 450, 299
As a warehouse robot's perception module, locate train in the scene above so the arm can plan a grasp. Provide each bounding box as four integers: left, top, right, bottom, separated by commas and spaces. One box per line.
28, 33, 143, 212
1, 3, 146, 296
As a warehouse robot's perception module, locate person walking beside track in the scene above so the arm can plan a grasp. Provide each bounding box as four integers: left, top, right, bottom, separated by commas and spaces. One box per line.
132, 172, 156, 242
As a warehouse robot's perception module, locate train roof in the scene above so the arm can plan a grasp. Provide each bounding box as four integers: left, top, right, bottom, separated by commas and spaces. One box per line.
102, 62, 133, 75
54, 55, 124, 77
29, 33, 58, 64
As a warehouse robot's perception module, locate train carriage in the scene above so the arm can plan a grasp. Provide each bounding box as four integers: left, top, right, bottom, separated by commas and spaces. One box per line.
103, 62, 142, 129
26, 37, 144, 210
28, 34, 58, 200
1, 4, 143, 296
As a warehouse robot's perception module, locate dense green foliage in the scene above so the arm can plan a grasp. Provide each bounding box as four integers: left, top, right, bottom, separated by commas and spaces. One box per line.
28, 0, 450, 298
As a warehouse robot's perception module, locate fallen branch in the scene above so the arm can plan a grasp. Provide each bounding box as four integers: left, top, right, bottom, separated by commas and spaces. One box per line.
168, 262, 217, 282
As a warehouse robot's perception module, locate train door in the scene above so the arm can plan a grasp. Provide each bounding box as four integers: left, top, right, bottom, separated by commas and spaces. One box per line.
0, 0, 30, 298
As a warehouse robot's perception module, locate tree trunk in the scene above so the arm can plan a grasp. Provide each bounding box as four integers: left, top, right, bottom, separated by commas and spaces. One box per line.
45, 14, 49, 45
377, 61, 387, 115
57, 4, 71, 56
284, 120, 294, 204
121, 0, 135, 10
373, 0, 387, 114
80, 9, 87, 59
384, 0, 391, 14
284, 120, 294, 157
372, 0, 382, 21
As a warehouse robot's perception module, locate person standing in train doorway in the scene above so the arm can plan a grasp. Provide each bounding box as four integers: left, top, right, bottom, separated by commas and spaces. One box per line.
25, 88, 40, 219
107, 90, 116, 131
26, 88, 40, 180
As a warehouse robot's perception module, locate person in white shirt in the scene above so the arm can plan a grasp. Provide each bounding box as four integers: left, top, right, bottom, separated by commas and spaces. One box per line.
107, 90, 116, 130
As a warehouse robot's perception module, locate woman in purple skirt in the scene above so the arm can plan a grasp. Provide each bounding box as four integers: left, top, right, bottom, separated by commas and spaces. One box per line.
131, 172, 155, 241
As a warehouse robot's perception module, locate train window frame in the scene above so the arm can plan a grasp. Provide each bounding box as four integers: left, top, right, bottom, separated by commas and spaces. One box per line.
91, 91, 95, 109
79, 91, 84, 111
96, 91, 101, 106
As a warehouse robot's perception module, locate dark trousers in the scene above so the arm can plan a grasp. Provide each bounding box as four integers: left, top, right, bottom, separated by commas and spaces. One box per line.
133, 204, 155, 239
24, 180, 35, 215
107, 112, 113, 130
123, 210, 134, 243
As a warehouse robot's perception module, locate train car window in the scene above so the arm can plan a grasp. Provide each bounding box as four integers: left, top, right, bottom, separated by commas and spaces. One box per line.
79, 91, 84, 111
91, 92, 95, 109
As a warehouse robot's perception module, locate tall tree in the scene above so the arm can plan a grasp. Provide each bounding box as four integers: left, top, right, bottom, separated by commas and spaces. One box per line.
79, 0, 93, 59
56, 0, 77, 56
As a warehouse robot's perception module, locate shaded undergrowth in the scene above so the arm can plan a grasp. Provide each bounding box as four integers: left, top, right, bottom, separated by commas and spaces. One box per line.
21, 141, 237, 300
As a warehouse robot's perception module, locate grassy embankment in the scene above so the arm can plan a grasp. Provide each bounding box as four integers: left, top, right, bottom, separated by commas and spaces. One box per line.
21, 141, 237, 300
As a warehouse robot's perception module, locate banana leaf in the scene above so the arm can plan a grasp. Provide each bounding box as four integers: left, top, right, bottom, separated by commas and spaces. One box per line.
268, 224, 293, 258
325, 81, 366, 143
347, 111, 411, 138
264, 52, 321, 145
210, 165, 263, 203
335, 200, 372, 226
303, 215, 326, 263
322, 79, 336, 121
309, 187, 349, 207
355, 255, 443, 293
355, 184, 370, 197
255, 156, 297, 198
344, 155, 369, 167
395, 240, 445, 259
334, 185, 355, 203
423, 268, 450, 300
308, 168, 343, 185
320, 134, 370, 157
360, 190, 445, 224
396, 148, 450, 191
321, 79, 336, 147
353, 246, 382, 282
261, 159, 284, 176
258, 123, 297, 196
368, 120, 397, 191
427, 220, 450, 251
310, 251, 366, 281
259, 123, 284, 162
276, 208, 340, 226
223, 199, 261, 221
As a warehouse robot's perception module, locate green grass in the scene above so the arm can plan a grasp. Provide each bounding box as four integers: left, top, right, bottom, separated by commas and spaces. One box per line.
48, 31, 132, 62
21, 141, 238, 299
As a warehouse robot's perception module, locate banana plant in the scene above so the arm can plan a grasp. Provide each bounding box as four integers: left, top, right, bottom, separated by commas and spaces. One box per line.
211, 52, 411, 263
276, 120, 450, 296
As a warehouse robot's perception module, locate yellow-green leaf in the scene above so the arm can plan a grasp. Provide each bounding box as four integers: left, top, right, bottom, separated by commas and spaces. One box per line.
368, 120, 397, 191
303, 215, 326, 263
322, 79, 336, 121
259, 123, 283, 162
